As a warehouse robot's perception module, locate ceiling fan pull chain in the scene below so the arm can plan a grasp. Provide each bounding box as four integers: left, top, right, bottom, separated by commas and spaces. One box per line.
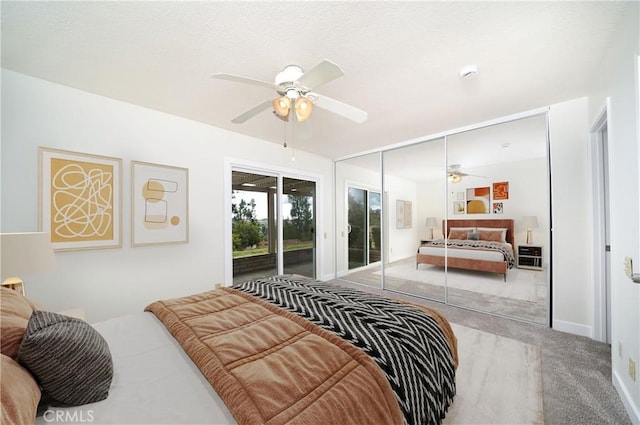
283, 116, 287, 148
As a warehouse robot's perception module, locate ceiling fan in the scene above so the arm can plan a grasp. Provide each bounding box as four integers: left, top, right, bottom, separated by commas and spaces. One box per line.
447, 164, 486, 183
211, 60, 367, 125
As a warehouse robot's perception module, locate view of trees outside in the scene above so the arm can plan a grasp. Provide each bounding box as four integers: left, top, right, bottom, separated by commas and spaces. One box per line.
232, 190, 314, 258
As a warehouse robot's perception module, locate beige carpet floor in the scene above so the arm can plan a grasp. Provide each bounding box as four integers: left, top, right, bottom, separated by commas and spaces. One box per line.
380, 258, 547, 302
446, 324, 544, 424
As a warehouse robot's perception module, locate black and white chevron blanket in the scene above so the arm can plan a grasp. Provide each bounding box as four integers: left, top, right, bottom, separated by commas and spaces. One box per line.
423, 239, 515, 268
233, 276, 456, 425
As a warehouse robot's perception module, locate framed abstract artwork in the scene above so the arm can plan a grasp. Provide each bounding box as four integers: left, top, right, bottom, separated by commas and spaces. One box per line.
493, 181, 509, 200
396, 200, 412, 229
39, 147, 122, 251
466, 187, 491, 214
453, 201, 466, 215
131, 161, 189, 246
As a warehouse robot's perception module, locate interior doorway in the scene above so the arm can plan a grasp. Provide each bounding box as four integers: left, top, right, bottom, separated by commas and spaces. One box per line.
591, 104, 612, 344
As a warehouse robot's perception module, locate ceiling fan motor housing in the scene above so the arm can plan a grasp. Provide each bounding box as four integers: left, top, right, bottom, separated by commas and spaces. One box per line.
275, 65, 307, 98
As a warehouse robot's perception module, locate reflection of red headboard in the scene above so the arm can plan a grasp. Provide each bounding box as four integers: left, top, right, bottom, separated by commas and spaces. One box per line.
442, 219, 514, 246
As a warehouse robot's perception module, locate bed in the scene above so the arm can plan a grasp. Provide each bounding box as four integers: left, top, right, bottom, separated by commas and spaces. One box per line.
416, 219, 515, 281
1, 276, 458, 425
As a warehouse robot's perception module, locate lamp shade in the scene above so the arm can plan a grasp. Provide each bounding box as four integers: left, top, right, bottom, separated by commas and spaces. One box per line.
294, 97, 313, 122
1, 232, 55, 280
425, 217, 438, 228
521, 216, 539, 229
272, 97, 291, 118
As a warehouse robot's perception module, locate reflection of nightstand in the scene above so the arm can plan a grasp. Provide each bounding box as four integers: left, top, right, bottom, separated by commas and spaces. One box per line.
517, 245, 543, 270
420, 240, 433, 245
1, 278, 25, 296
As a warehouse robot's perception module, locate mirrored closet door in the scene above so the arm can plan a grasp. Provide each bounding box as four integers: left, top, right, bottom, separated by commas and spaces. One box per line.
445, 115, 549, 324
334, 112, 550, 326
334, 153, 382, 289
382, 138, 446, 303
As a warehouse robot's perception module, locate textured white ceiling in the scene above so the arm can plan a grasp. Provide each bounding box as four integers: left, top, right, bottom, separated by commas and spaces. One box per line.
1, 1, 629, 160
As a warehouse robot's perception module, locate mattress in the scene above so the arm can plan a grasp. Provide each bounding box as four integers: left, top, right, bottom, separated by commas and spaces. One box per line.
418, 244, 509, 262
36, 312, 236, 425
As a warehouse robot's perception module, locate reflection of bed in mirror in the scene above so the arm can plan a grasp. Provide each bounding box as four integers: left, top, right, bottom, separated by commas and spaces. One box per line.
416, 219, 515, 281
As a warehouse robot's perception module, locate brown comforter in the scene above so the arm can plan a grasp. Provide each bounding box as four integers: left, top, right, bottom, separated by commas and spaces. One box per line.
146, 287, 404, 425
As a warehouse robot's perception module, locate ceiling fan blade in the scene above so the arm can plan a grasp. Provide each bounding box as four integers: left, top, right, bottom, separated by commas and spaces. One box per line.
231, 99, 273, 124
312, 93, 368, 123
297, 60, 344, 90
211, 73, 278, 90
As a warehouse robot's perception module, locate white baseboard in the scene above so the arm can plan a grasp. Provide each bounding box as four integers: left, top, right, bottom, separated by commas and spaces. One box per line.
552, 319, 592, 338
613, 370, 640, 424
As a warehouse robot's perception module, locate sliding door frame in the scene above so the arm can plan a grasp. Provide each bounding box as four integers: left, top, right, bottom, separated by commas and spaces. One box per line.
224, 158, 323, 285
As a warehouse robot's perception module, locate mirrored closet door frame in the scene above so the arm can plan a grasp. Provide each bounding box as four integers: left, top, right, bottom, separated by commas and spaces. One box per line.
334, 107, 551, 326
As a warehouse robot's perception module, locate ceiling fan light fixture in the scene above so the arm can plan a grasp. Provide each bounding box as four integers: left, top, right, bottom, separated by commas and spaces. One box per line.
295, 97, 313, 122
449, 174, 462, 183
273, 96, 291, 117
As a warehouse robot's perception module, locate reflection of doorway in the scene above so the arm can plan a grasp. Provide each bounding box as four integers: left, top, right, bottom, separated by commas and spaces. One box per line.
591, 106, 612, 343
347, 187, 381, 270
231, 170, 317, 283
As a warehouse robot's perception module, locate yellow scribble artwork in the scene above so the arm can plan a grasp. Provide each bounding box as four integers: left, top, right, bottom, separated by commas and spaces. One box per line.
50, 158, 114, 243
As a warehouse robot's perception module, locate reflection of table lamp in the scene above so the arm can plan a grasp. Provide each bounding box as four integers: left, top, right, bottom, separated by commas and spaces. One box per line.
521, 216, 539, 244
425, 217, 438, 240
1, 232, 55, 296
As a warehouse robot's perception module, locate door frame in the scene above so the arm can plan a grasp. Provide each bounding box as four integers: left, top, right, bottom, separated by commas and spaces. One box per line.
342, 180, 382, 275
589, 99, 611, 343
224, 158, 323, 285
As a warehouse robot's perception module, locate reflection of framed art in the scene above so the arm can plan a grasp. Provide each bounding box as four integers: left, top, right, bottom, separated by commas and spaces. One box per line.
39, 147, 122, 251
493, 202, 504, 214
131, 161, 189, 246
466, 187, 490, 214
396, 200, 412, 229
493, 181, 509, 200
453, 201, 465, 214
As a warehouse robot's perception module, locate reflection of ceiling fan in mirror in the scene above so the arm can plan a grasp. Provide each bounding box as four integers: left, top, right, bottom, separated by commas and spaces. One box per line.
447, 164, 486, 183
211, 60, 368, 125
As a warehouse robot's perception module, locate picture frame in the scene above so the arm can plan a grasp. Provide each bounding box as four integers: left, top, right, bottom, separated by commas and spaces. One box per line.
466, 186, 491, 214
453, 201, 466, 215
131, 161, 189, 246
493, 181, 509, 200
39, 147, 122, 251
493, 202, 504, 214
396, 200, 412, 229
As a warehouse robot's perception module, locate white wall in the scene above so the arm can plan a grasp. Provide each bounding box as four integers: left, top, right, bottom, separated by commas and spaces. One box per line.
586, 3, 640, 420
1, 70, 333, 323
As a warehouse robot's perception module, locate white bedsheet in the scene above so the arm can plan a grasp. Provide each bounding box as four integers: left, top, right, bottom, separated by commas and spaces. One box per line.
36, 312, 236, 425
418, 244, 509, 262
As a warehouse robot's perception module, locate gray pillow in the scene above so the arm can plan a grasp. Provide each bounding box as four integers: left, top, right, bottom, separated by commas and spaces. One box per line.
467, 232, 480, 241
17, 310, 112, 406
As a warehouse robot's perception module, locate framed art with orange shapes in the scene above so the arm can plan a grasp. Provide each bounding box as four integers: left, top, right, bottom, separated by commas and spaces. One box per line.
493, 181, 509, 200
39, 147, 122, 251
131, 161, 189, 246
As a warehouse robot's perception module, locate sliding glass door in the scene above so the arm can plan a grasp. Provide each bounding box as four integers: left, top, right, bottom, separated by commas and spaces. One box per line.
232, 170, 317, 283
282, 177, 316, 278
347, 187, 381, 270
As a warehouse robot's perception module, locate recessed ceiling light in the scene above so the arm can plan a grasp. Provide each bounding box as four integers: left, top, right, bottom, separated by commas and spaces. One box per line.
459, 65, 478, 79
501, 142, 511, 148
